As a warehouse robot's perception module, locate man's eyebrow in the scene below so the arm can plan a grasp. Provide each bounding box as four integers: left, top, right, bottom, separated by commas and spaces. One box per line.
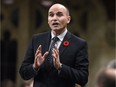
48, 11, 63, 14
57, 12, 63, 14
48, 11, 53, 14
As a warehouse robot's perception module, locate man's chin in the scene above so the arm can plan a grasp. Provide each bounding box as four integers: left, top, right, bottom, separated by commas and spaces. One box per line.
52, 28, 60, 31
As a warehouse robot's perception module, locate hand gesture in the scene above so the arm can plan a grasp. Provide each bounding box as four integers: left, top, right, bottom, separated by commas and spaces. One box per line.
52, 47, 62, 70
33, 45, 48, 70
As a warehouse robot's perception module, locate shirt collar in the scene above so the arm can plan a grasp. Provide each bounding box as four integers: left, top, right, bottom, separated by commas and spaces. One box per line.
51, 29, 67, 41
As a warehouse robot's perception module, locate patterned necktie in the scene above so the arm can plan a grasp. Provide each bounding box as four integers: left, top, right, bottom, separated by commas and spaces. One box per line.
45, 36, 59, 71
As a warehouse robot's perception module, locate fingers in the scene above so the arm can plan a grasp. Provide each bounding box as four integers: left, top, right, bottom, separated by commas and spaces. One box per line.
35, 45, 42, 57
34, 53, 41, 64
52, 48, 61, 70
52, 48, 56, 59
34, 45, 49, 70
52, 48, 60, 65
52, 48, 59, 59
43, 51, 49, 59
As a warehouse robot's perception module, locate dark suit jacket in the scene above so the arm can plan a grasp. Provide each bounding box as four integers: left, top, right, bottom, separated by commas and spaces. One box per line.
19, 31, 89, 87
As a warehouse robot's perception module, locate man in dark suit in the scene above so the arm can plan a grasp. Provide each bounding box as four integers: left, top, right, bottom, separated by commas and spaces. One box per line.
19, 3, 89, 87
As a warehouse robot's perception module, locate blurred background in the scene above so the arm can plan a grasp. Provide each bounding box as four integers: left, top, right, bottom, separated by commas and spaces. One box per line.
0, 0, 115, 87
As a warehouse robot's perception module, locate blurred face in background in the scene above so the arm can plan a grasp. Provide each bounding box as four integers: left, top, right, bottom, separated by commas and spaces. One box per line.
96, 69, 116, 87
48, 4, 71, 35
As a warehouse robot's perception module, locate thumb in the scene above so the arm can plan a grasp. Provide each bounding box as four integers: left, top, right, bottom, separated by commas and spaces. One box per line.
43, 51, 49, 59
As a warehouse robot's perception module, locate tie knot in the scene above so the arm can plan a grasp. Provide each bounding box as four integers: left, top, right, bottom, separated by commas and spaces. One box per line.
52, 36, 59, 43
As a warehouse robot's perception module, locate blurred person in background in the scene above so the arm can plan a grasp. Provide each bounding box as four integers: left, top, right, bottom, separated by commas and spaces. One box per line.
96, 60, 116, 87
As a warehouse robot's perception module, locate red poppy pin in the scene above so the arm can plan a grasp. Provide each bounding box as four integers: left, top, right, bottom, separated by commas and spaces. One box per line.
63, 41, 70, 47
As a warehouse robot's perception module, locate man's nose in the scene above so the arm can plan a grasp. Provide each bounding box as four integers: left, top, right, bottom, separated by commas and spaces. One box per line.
52, 15, 58, 21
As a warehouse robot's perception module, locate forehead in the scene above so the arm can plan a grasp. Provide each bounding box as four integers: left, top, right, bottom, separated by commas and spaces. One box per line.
48, 4, 67, 14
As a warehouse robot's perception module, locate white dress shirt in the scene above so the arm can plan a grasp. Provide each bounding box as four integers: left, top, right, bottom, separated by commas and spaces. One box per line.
51, 29, 68, 49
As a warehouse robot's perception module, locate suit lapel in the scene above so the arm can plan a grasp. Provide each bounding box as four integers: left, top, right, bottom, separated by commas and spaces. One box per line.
42, 32, 51, 54
59, 31, 71, 56
41, 31, 72, 57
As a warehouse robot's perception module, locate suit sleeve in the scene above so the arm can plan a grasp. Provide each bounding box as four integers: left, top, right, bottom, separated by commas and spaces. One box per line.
58, 41, 89, 86
19, 36, 38, 80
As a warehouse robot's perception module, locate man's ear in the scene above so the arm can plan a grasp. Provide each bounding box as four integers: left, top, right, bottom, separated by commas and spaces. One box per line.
67, 16, 71, 24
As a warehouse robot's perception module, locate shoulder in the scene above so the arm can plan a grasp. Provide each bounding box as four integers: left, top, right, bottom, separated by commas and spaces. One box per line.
32, 31, 50, 39
70, 32, 87, 44
67, 32, 88, 50
33, 31, 50, 37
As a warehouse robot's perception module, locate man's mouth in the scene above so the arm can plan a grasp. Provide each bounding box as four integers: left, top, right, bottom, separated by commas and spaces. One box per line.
52, 23, 59, 25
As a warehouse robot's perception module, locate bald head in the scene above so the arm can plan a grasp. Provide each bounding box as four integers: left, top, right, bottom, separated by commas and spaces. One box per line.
97, 69, 116, 87
49, 3, 70, 16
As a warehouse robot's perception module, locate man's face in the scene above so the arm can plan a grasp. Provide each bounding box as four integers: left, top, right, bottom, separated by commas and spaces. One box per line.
48, 4, 70, 32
